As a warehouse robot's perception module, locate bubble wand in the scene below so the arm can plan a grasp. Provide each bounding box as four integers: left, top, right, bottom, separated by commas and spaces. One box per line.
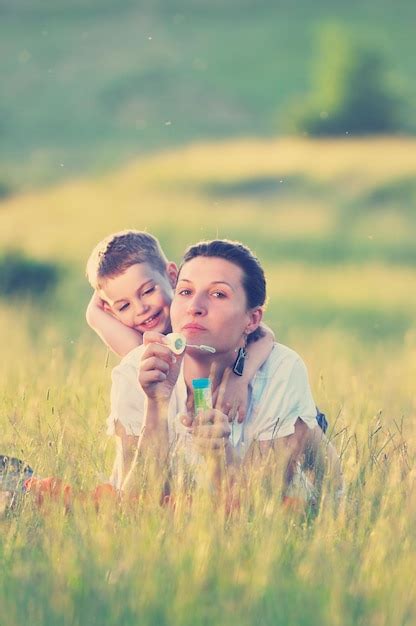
165, 333, 216, 355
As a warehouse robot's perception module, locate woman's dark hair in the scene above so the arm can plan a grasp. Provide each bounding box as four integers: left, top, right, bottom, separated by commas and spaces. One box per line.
180, 240, 266, 342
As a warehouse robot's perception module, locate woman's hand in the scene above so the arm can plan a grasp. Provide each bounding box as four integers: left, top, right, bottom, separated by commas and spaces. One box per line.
139, 332, 184, 402
182, 409, 232, 454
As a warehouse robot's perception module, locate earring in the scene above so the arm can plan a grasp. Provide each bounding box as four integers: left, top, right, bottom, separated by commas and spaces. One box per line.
233, 346, 247, 376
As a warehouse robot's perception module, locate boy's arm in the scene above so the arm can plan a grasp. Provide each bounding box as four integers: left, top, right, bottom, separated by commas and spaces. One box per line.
86, 292, 143, 357
243, 322, 275, 380
215, 323, 275, 423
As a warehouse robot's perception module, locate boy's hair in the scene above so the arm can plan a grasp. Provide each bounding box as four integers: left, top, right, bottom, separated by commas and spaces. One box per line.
86, 230, 168, 290
180, 239, 266, 343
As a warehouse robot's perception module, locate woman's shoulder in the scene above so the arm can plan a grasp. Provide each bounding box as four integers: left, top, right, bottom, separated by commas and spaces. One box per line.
257, 342, 304, 379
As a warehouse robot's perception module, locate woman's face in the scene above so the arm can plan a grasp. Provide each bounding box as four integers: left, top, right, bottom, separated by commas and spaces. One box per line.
170, 256, 260, 355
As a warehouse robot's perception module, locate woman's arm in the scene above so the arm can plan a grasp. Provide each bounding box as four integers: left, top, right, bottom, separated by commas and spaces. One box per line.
121, 332, 184, 496
86, 291, 143, 357
247, 420, 343, 506
303, 424, 343, 498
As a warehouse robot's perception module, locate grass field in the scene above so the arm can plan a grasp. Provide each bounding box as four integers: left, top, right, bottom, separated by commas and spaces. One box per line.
0, 137, 415, 625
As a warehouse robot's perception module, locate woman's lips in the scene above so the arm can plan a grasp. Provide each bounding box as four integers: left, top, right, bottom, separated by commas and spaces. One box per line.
182, 324, 208, 336
182, 323, 207, 331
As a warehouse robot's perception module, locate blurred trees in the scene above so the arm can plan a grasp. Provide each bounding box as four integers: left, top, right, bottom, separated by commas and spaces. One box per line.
0, 250, 59, 298
285, 25, 406, 136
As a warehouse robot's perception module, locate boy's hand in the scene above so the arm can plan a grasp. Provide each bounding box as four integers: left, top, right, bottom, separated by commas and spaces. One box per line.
87, 290, 106, 314
86, 290, 143, 357
90, 290, 117, 317
86, 291, 113, 324
213, 370, 249, 424
139, 332, 183, 402
91, 290, 105, 309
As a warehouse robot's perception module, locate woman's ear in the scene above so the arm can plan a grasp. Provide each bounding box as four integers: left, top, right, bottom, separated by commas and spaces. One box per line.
245, 307, 263, 336
166, 262, 178, 288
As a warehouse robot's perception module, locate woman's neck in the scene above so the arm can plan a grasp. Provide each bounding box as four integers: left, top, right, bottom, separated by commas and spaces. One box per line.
183, 350, 235, 393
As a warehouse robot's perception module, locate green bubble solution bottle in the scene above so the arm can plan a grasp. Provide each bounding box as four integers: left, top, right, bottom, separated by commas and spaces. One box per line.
192, 378, 213, 413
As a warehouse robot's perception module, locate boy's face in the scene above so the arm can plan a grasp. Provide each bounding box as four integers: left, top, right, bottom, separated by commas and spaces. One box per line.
99, 262, 177, 335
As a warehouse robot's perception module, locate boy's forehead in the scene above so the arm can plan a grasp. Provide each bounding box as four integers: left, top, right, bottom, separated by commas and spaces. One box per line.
100, 262, 164, 300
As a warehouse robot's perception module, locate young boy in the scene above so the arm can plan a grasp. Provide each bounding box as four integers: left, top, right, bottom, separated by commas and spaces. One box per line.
86, 230, 178, 357
85, 230, 274, 487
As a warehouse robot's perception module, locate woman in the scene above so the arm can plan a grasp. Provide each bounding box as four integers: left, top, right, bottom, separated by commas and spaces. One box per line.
110, 240, 341, 503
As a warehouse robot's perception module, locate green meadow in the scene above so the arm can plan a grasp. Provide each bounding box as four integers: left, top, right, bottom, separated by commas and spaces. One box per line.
0, 137, 415, 625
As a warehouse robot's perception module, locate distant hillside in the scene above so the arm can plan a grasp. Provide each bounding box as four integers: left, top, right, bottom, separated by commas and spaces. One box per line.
1, 0, 415, 190
0, 136, 415, 341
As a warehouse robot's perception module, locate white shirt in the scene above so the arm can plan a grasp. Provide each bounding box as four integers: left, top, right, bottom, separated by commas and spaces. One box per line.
108, 342, 317, 459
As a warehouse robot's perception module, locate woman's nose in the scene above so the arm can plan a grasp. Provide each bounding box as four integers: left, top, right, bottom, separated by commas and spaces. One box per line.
187, 294, 206, 316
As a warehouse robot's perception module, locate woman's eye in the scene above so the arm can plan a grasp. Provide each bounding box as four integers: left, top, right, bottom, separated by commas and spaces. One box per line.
177, 288, 191, 296
143, 286, 156, 296
211, 291, 226, 298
